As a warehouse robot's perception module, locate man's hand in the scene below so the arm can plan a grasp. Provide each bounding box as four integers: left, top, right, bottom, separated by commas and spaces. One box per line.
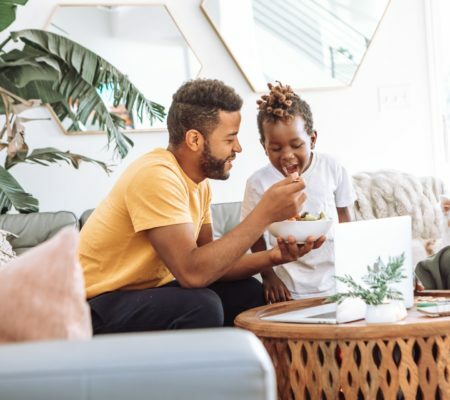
268, 235, 326, 265
256, 175, 307, 225
262, 272, 293, 303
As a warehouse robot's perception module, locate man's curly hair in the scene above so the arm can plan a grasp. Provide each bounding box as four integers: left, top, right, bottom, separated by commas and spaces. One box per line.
167, 79, 243, 146
256, 81, 314, 143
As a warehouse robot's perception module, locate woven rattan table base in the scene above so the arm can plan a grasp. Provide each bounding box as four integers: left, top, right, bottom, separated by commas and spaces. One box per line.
235, 298, 450, 400
262, 335, 450, 400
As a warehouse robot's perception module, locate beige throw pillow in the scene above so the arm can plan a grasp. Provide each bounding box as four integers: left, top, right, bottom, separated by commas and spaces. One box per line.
0, 227, 92, 343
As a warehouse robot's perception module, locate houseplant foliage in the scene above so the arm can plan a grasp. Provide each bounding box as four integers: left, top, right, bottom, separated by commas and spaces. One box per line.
0, 0, 26, 31
328, 253, 406, 306
0, 0, 165, 213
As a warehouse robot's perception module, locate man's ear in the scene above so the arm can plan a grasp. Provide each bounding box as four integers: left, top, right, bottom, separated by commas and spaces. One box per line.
310, 130, 318, 149
185, 129, 205, 151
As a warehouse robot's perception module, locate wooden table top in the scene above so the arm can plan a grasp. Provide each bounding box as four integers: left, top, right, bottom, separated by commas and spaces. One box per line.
235, 297, 450, 340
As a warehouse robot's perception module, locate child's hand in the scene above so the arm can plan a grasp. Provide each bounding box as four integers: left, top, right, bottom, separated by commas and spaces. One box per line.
269, 235, 326, 265
262, 272, 292, 303
415, 277, 425, 292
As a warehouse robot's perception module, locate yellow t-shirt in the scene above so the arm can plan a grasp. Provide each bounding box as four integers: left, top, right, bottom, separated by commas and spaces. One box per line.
79, 148, 212, 299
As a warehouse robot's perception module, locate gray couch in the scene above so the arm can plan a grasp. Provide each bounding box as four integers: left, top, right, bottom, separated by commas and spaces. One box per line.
0, 205, 275, 400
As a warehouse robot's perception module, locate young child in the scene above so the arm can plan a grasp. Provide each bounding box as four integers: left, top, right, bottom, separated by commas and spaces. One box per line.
241, 82, 356, 303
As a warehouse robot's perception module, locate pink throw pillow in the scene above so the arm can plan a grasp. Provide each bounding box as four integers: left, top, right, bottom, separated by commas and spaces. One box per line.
0, 227, 92, 343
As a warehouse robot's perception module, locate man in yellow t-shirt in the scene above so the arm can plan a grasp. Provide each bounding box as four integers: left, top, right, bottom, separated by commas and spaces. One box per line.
80, 79, 325, 333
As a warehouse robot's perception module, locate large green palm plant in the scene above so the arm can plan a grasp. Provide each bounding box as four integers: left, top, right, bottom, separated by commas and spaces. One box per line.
0, 0, 165, 213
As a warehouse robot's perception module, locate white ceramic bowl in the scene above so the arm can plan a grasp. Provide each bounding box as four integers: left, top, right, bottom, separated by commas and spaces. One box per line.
268, 219, 333, 243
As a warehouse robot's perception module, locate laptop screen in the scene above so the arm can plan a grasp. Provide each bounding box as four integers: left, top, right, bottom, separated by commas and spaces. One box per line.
261, 216, 414, 325
334, 216, 414, 308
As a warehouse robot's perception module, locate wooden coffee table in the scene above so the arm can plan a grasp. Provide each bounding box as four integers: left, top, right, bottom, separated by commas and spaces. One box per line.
235, 298, 450, 400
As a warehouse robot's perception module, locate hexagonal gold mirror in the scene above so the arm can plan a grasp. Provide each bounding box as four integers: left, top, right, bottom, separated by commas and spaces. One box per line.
46, 4, 201, 133
201, 0, 390, 91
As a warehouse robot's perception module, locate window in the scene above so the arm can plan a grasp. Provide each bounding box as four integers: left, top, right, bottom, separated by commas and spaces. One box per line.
425, 0, 450, 184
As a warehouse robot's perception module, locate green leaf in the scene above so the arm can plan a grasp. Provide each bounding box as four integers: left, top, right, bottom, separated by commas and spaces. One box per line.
0, 51, 61, 74
0, 75, 64, 105
0, 0, 28, 33
5, 147, 112, 174
2, 29, 165, 158
1, 44, 46, 62
4, 62, 60, 88
0, 164, 38, 214
0, 0, 28, 4
0, 8, 15, 33
328, 254, 406, 306
10, 29, 165, 125
50, 100, 84, 131
52, 69, 133, 158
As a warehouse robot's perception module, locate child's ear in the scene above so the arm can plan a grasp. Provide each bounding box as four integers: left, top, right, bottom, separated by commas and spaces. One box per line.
310, 130, 318, 149
259, 138, 268, 155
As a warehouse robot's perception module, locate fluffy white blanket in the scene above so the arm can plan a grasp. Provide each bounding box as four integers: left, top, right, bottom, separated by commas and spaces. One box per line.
352, 170, 447, 240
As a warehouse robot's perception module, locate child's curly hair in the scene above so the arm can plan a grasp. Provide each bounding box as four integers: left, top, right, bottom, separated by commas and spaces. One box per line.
256, 81, 314, 143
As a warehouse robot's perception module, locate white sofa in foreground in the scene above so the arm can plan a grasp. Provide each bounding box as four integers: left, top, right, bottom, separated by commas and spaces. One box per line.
0, 328, 276, 400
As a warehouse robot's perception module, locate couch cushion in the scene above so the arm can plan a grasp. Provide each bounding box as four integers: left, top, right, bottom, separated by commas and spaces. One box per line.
211, 202, 242, 239
0, 211, 78, 255
0, 227, 92, 343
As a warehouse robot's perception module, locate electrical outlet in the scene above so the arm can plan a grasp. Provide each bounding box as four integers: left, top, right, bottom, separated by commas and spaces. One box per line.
378, 85, 410, 111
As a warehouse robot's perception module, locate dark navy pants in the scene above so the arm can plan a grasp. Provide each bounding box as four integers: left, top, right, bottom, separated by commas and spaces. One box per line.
88, 277, 264, 334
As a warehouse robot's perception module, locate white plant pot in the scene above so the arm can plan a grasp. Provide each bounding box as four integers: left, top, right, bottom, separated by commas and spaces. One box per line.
365, 300, 407, 324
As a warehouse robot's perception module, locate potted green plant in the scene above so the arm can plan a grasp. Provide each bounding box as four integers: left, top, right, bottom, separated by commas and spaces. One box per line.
0, 0, 165, 213
328, 253, 408, 323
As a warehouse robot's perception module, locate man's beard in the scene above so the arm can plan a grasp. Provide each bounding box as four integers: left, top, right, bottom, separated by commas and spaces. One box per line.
200, 140, 234, 180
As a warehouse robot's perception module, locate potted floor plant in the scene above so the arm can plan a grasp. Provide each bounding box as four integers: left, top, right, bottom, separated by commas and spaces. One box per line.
0, 0, 165, 213
328, 253, 408, 323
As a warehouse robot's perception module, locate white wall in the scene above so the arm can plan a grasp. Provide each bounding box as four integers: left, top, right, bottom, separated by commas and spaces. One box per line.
1, 0, 438, 215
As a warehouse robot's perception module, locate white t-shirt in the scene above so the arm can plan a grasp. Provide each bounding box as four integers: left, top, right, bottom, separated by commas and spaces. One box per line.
241, 152, 356, 298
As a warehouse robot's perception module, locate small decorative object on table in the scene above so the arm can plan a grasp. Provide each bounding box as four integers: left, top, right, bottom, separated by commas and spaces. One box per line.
417, 299, 450, 317
328, 253, 407, 323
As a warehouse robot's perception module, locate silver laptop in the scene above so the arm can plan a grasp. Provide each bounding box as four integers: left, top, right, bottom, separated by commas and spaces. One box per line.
262, 216, 414, 324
